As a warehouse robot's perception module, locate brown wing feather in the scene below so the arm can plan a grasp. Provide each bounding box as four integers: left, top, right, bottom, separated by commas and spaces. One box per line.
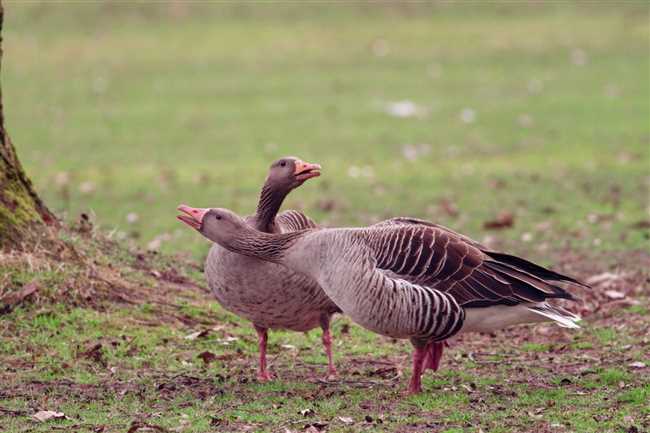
372, 224, 580, 308
275, 210, 318, 232
376, 217, 588, 287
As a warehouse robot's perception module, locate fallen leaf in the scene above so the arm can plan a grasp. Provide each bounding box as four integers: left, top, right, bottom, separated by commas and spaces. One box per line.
461, 383, 474, 393
0, 281, 40, 314
184, 330, 209, 340
79, 181, 96, 194
126, 212, 139, 224
218, 336, 238, 345
385, 100, 423, 118
371, 38, 390, 57
197, 351, 217, 365
32, 410, 66, 422
438, 198, 459, 217
300, 408, 315, 416
628, 361, 646, 369
402, 143, 431, 162
630, 220, 650, 229
317, 199, 338, 212
304, 421, 328, 431
338, 416, 354, 425
460, 107, 476, 123
483, 212, 514, 230
585, 272, 622, 287
126, 421, 168, 433
79, 343, 106, 367
604, 290, 625, 300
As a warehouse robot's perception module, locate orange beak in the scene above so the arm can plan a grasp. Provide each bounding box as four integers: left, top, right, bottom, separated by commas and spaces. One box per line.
177, 204, 209, 230
294, 159, 322, 181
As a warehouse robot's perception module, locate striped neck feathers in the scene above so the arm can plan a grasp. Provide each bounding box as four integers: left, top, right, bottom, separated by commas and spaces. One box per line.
253, 180, 291, 233
225, 225, 305, 263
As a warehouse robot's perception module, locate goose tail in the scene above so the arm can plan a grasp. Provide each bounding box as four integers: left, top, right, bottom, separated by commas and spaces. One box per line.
527, 303, 581, 329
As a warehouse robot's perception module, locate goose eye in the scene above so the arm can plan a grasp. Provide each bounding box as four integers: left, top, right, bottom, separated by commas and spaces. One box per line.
280, 161, 286, 167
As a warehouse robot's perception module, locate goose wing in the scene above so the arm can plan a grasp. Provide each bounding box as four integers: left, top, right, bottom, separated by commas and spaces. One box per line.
370, 225, 584, 307
374, 216, 486, 249
276, 210, 318, 232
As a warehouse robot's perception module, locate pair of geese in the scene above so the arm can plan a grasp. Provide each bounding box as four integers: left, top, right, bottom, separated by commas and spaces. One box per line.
177, 157, 585, 394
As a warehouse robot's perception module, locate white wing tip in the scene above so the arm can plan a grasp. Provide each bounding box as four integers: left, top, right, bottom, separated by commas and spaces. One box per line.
528, 305, 582, 329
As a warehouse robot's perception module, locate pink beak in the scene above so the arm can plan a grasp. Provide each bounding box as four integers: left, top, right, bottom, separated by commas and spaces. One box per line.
177, 204, 209, 230
294, 159, 322, 181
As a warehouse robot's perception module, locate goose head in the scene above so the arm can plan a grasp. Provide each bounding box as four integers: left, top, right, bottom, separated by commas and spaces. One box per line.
266, 156, 321, 191
177, 205, 248, 247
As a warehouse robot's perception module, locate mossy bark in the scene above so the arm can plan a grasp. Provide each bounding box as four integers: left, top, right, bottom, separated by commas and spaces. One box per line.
0, 1, 57, 248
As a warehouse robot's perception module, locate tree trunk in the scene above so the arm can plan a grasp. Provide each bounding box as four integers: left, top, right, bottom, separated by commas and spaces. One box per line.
0, 2, 57, 248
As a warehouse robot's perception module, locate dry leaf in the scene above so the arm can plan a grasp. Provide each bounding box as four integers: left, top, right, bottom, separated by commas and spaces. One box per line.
197, 351, 217, 365
385, 100, 423, 118
628, 362, 646, 369
0, 281, 40, 314
32, 410, 66, 422
438, 198, 459, 217
218, 336, 238, 345
79, 343, 106, 367
184, 330, 209, 340
484, 212, 514, 230
604, 290, 625, 300
338, 416, 354, 425
586, 272, 622, 287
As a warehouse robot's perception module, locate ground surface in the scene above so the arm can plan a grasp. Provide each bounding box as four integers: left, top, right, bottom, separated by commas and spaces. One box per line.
0, 3, 649, 433
0, 230, 648, 433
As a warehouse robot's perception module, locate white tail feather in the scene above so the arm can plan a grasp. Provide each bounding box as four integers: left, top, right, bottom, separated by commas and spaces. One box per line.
462, 302, 581, 333
527, 304, 581, 329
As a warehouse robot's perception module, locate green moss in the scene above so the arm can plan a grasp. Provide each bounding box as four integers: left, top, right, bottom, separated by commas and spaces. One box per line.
0, 174, 45, 244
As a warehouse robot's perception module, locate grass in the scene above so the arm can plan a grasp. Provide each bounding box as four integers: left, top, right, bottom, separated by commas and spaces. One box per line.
1, 264, 648, 432
2, 2, 648, 258
1, 2, 649, 433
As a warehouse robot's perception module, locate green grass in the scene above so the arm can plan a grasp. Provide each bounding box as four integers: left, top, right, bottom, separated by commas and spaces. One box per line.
1, 2, 649, 433
2, 1, 648, 258
2, 294, 648, 433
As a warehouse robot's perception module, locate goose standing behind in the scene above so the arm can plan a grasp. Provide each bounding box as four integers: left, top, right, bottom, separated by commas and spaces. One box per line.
177, 207, 586, 393
178, 157, 340, 381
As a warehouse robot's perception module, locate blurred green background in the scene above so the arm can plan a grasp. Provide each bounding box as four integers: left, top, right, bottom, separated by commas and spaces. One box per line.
3, 2, 648, 258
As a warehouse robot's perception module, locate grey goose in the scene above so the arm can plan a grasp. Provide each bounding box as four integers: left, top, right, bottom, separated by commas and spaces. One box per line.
177, 207, 585, 393
178, 157, 340, 381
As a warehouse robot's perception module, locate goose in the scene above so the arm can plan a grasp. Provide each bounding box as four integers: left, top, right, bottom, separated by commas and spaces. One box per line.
177, 207, 586, 393
178, 157, 340, 381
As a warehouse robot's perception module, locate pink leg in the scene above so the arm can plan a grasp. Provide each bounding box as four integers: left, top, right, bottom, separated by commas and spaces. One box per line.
321, 328, 337, 377
254, 325, 272, 382
423, 341, 446, 371
408, 345, 428, 394
320, 315, 337, 377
